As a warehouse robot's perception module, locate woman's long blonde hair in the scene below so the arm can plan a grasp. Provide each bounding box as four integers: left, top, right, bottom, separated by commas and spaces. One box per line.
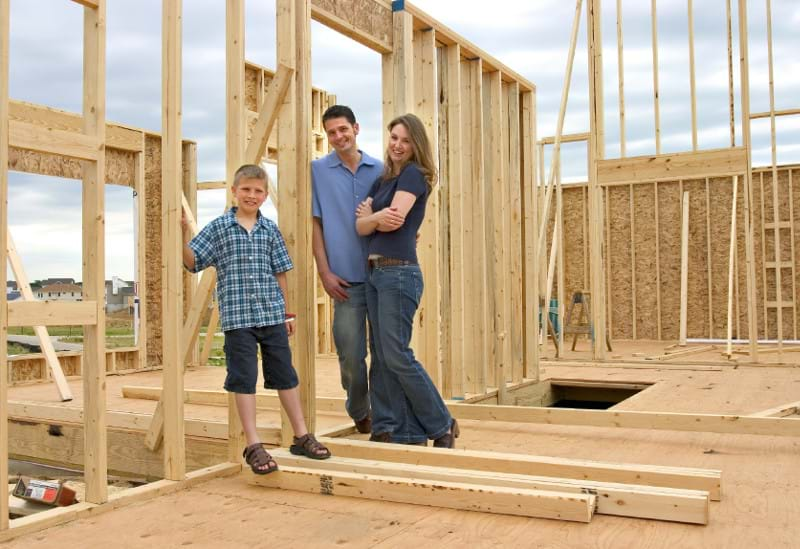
382, 113, 437, 189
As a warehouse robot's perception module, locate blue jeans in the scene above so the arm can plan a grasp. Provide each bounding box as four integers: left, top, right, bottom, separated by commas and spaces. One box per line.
366, 264, 452, 443
333, 282, 371, 422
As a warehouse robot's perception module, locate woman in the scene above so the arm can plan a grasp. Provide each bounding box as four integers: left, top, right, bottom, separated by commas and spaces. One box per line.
355, 113, 458, 448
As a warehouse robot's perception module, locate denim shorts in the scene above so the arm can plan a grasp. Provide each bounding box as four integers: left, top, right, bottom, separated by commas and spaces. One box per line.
223, 324, 298, 393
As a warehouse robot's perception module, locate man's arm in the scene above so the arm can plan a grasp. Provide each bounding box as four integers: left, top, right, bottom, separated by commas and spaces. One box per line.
275, 271, 295, 336
312, 218, 350, 301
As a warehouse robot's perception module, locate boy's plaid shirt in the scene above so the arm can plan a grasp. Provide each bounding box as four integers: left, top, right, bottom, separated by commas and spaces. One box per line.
187, 208, 293, 332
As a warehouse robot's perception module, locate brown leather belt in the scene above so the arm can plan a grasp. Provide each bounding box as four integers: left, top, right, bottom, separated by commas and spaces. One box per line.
368, 257, 417, 269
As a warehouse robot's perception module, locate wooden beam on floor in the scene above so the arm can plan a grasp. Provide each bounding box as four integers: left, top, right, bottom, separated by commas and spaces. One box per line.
749, 401, 800, 418
248, 465, 596, 523
270, 450, 709, 524
318, 437, 722, 500
447, 402, 800, 437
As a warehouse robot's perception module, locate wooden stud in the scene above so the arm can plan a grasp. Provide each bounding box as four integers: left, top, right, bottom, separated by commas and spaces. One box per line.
651, 0, 661, 153
738, 0, 760, 359
468, 58, 487, 394
522, 90, 539, 381
226, 0, 247, 457
413, 28, 442, 388
161, 0, 185, 481
687, 0, 697, 150
508, 83, 524, 383
134, 144, 147, 371
587, 0, 607, 359
319, 437, 722, 500
788, 169, 798, 339
7, 301, 98, 326
750, 108, 800, 120
182, 142, 198, 368
726, 0, 736, 146
766, 0, 783, 351
759, 171, 768, 337
1, 0, 9, 529
616, 0, 626, 156
679, 191, 690, 345
81, 0, 108, 504
726, 177, 740, 356
277, 0, 315, 442
5, 234, 72, 400
200, 306, 219, 366
249, 466, 596, 523
445, 44, 464, 398
9, 121, 100, 160
630, 184, 637, 338
705, 178, 714, 337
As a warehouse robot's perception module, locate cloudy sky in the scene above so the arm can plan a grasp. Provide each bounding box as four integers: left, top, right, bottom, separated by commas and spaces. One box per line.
4, 0, 798, 283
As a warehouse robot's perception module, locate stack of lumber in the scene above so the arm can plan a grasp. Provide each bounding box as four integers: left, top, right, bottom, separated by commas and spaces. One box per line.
247, 438, 719, 525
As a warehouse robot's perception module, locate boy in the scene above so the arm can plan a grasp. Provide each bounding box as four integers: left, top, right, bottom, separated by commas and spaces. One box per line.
183, 164, 330, 474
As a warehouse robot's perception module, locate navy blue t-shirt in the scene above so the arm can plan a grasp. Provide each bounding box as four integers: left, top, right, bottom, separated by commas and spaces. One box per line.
366, 163, 429, 263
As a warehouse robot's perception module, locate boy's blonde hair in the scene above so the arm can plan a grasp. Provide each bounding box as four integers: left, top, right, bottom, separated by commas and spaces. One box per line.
233, 164, 267, 187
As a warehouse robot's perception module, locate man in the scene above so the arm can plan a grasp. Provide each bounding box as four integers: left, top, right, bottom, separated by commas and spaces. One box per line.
312, 105, 383, 434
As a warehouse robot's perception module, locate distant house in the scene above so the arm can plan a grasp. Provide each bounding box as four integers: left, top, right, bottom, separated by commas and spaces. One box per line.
105, 277, 136, 313
42, 277, 76, 286
7, 290, 21, 301
6, 281, 16, 295
35, 283, 82, 301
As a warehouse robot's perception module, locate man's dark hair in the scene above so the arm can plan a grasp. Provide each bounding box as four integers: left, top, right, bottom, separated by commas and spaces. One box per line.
322, 105, 356, 126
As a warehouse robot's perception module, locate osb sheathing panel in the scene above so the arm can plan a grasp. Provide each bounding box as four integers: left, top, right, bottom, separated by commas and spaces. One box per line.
311, 0, 392, 47
145, 135, 163, 367
632, 183, 659, 339
560, 165, 800, 340
684, 178, 710, 338
8, 146, 135, 186
562, 186, 586, 299
607, 185, 632, 339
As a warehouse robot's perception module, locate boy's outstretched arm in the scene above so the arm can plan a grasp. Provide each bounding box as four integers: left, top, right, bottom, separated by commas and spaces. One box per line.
276, 271, 295, 336
181, 214, 196, 270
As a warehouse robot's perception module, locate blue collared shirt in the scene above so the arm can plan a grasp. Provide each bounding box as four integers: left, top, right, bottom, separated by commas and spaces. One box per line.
188, 208, 293, 332
312, 150, 383, 283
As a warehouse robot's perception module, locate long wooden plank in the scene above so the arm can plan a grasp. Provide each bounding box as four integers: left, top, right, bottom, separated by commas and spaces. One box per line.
679, 191, 690, 345
7, 300, 98, 327
521, 90, 539, 381
161, 0, 185, 481
7, 400, 282, 444
598, 147, 748, 186
249, 465, 595, 523
748, 401, 800, 418
6, 233, 72, 400
1, 0, 9, 529
318, 437, 722, 500
9, 100, 143, 152
243, 63, 293, 165
309, 0, 392, 54
270, 450, 709, 524
277, 0, 315, 443
81, 0, 108, 504
9, 120, 99, 160
121, 385, 347, 414
447, 402, 800, 437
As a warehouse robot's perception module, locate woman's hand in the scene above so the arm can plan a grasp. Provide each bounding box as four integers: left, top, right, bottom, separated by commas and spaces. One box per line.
375, 207, 405, 231
355, 197, 373, 218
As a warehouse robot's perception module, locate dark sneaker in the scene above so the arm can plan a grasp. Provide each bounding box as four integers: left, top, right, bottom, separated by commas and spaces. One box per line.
369, 432, 392, 443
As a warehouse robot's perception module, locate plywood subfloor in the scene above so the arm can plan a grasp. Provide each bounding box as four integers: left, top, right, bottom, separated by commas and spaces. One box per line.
5, 355, 800, 548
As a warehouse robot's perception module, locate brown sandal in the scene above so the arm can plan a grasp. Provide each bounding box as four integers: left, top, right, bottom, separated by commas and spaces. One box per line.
243, 443, 279, 474
289, 433, 331, 460
433, 419, 460, 449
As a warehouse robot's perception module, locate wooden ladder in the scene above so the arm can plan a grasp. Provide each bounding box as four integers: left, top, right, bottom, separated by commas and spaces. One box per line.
563, 291, 612, 352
